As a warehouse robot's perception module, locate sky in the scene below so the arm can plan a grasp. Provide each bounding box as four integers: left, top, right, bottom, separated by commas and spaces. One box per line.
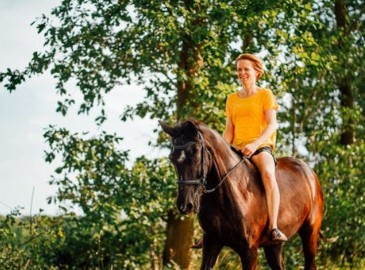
0, 0, 165, 215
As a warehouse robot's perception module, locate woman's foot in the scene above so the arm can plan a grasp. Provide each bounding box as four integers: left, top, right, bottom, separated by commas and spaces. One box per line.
270, 228, 288, 242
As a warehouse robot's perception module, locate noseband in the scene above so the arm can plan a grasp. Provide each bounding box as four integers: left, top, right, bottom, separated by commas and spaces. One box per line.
172, 132, 245, 194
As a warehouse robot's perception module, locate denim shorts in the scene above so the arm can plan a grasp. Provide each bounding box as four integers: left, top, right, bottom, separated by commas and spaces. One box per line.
251, 146, 277, 165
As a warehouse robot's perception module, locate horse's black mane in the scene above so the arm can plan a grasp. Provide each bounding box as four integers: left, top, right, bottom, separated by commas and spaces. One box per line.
192, 118, 244, 160
230, 145, 244, 159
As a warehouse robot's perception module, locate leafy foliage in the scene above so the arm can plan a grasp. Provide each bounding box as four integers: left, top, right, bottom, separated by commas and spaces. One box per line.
42, 127, 176, 268
0, 0, 364, 268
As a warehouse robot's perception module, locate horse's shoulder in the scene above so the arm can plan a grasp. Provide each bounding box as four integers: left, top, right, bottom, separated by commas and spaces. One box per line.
243, 159, 264, 191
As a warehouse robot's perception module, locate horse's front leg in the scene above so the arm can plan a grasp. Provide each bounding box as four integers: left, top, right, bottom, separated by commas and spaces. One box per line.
240, 247, 259, 270
201, 236, 223, 270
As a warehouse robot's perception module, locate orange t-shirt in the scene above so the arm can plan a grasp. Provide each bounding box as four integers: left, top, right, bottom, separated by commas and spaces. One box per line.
225, 88, 278, 150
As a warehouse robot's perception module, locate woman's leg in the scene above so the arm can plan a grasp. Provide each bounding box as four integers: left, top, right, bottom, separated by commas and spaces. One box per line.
251, 151, 287, 241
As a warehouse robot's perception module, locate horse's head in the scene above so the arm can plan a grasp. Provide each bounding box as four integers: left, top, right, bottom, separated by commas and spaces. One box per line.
160, 119, 212, 215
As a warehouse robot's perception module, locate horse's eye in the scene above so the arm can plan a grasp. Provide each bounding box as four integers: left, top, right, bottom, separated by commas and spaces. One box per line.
169, 152, 177, 161
190, 149, 200, 161
193, 155, 200, 162
191, 145, 201, 154
174, 136, 184, 145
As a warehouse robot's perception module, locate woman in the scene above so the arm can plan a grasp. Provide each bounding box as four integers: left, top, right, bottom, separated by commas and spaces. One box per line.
191, 53, 286, 248
223, 53, 287, 242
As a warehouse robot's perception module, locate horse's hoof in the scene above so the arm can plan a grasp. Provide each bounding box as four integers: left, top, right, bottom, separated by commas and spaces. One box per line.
270, 228, 288, 242
191, 239, 203, 249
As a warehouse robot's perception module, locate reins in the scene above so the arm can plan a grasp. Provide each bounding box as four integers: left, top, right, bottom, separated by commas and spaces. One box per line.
204, 158, 245, 193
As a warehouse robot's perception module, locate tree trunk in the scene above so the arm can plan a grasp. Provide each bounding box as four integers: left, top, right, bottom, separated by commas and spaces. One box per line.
162, 42, 201, 269
335, 0, 354, 146
163, 1, 205, 268
338, 82, 354, 145
162, 211, 194, 269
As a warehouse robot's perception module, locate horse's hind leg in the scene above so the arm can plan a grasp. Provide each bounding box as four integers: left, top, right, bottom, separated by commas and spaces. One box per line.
299, 222, 321, 270
263, 244, 285, 270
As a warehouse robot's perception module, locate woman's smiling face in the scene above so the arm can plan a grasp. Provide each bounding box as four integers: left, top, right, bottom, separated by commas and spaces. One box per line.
236, 59, 259, 86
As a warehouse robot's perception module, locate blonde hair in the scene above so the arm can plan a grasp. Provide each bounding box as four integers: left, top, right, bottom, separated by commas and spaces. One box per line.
235, 53, 264, 80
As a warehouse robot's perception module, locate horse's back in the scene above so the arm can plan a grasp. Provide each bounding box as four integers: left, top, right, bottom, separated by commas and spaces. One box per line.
276, 157, 322, 201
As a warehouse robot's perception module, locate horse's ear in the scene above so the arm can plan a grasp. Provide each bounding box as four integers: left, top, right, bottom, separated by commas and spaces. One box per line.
184, 119, 199, 138
159, 120, 177, 137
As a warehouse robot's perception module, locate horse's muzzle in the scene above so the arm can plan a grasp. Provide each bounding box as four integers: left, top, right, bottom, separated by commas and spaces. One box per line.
176, 187, 198, 215
178, 202, 194, 215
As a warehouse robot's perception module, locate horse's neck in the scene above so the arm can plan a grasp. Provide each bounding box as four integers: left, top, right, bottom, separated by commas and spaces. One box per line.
201, 161, 251, 224
201, 127, 256, 208
207, 144, 252, 208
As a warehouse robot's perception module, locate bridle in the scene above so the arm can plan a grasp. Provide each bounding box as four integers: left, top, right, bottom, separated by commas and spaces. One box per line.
172, 132, 207, 186
171, 132, 245, 194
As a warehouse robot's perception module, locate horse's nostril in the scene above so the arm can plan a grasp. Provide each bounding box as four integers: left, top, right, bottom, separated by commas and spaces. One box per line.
178, 203, 193, 214
178, 204, 185, 213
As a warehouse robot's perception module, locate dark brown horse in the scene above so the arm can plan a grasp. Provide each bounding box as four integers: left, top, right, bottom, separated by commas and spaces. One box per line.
160, 119, 324, 270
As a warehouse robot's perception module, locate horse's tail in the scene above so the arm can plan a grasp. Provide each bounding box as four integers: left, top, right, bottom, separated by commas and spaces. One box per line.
318, 231, 338, 244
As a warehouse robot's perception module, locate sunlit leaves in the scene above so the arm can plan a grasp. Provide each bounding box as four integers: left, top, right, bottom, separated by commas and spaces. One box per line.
1, 0, 364, 267
42, 126, 177, 267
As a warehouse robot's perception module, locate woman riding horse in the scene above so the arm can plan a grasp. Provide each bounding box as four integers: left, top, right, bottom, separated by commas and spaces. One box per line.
160, 119, 324, 270
224, 53, 286, 241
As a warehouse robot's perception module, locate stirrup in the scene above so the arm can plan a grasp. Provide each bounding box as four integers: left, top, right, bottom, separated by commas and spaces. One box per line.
270, 228, 288, 242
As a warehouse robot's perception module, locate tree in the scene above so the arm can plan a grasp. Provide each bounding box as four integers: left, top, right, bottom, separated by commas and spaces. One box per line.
262, 0, 365, 266
1, 0, 279, 267
42, 127, 177, 268
1, 0, 364, 268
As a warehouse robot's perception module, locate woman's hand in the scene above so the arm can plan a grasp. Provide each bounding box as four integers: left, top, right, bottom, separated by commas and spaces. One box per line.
241, 142, 259, 157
